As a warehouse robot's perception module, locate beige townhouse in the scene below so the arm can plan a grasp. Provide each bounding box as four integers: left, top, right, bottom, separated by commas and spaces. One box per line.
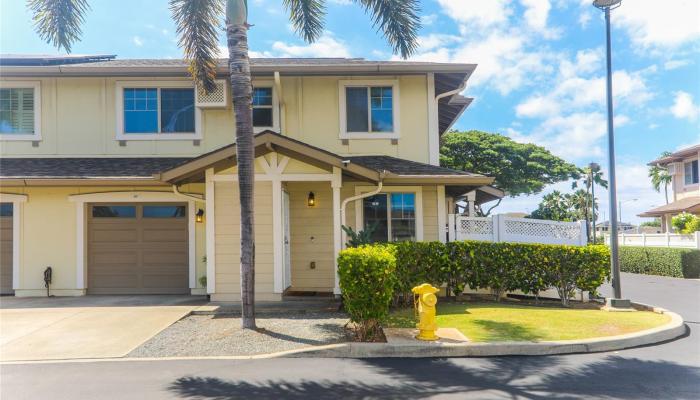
0, 55, 501, 300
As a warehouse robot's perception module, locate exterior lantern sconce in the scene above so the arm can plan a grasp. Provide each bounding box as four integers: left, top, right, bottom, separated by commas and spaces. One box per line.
307, 192, 316, 207
196, 209, 204, 223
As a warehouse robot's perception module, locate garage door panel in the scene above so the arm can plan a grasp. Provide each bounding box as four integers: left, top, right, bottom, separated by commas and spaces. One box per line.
1, 214, 13, 295
87, 203, 189, 295
142, 229, 187, 242
90, 229, 139, 243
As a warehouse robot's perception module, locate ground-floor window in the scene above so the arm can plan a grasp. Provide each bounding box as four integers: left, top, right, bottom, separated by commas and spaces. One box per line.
362, 192, 416, 242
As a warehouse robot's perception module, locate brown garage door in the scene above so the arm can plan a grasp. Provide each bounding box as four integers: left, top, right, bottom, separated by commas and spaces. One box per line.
87, 203, 189, 295
1, 203, 13, 295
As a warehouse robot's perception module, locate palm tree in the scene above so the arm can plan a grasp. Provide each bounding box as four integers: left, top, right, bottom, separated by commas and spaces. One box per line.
649, 151, 673, 204
572, 166, 608, 242
28, 0, 420, 329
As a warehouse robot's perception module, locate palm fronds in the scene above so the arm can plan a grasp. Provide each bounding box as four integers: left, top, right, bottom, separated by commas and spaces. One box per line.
356, 0, 420, 59
27, 0, 90, 53
170, 0, 224, 93
284, 0, 326, 43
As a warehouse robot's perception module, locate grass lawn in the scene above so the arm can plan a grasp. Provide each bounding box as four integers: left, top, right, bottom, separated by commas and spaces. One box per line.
386, 302, 671, 342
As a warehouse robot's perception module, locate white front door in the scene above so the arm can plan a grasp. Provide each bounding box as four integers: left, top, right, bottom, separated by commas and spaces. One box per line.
282, 191, 292, 290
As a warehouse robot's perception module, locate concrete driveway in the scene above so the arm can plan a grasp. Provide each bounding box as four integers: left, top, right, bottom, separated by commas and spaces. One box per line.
0, 295, 205, 362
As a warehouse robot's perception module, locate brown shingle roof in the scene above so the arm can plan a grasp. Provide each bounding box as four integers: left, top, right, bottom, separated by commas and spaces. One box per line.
0, 157, 190, 179
638, 197, 700, 217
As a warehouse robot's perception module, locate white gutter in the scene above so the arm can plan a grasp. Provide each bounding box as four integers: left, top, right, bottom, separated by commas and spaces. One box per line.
172, 185, 205, 202
435, 80, 467, 102
340, 178, 384, 249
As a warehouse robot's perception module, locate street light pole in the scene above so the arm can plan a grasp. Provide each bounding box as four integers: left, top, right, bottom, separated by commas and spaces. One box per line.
589, 162, 600, 243
593, 0, 628, 307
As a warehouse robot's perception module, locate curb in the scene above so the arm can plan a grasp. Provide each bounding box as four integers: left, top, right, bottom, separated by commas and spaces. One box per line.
0, 305, 686, 364
282, 306, 687, 358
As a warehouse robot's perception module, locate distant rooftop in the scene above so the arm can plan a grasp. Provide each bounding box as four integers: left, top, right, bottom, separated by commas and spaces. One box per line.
0, 54, 116, 66
649, 143, 700, 166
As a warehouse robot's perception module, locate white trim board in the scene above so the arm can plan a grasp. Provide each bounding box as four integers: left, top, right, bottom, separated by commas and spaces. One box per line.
68, 190, 198, 292
0, 193, 28, 290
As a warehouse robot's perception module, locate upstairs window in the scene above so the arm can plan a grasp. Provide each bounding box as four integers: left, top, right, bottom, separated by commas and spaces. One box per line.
684, 160, 699, 185
0, 82, 41, 141
117, 82, 200, 140
252, 87, 273, 128
339, 80, 399, 139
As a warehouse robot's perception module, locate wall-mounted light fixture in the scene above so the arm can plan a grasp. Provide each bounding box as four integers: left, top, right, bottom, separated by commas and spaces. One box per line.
307, 192, 316, 207
196, 209, 204, 223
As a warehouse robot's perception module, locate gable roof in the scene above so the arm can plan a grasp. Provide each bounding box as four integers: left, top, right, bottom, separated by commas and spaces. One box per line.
157, 131, 495, 188
639, 197, 700, 217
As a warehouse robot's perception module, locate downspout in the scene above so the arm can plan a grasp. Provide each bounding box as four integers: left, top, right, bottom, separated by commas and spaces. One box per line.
274, 71, 285, 133
435, 81, 467, 103
340, 172, 385, 248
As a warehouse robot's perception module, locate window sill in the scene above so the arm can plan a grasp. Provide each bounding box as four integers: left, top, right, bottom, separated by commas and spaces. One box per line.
0, 134, 42, 141
115, 133, 202, 141
339, 132, 400, 140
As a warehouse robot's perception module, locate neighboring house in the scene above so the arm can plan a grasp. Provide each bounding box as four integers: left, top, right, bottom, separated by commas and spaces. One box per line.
595, 220, 637, 234
640, 144, 700, 232
0, 55, 502, 300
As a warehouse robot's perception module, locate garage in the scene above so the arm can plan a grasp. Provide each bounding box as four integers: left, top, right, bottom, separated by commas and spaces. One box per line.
87, 203, 189, 295
1, 203, 13, 295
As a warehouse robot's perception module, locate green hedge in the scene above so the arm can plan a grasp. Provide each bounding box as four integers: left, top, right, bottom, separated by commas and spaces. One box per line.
355, 241, 610, 308
337, 245, 397, 341
619, 246, 700, 278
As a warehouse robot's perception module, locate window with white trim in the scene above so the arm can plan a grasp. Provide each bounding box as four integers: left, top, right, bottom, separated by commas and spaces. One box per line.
252, 87, 273, 128
0, 82, 41, 141
684, 160, 698, 185
362, 192, 416, 242
339, 80, 399, 138
116, 82, 200, 140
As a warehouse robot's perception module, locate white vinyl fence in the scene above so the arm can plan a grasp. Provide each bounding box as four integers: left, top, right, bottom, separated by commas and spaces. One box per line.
448, 214, 588, 246
605, 232, 700, 249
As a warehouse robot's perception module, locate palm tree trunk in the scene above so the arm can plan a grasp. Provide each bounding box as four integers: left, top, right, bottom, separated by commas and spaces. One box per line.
226, 21, 256, 329
664, 184, 669, 205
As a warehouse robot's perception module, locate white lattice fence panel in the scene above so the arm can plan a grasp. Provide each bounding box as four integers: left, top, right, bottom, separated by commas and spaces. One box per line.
454, 216, 494, 241
501, 217, 584, 245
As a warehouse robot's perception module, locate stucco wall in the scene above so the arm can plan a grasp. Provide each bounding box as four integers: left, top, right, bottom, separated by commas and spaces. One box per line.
1, 184, 206, 296
0, 75, 430, 163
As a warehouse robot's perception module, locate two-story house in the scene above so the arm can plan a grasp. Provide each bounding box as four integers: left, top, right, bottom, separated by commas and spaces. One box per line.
640, 144, 700, 232
0, 55, 502, 300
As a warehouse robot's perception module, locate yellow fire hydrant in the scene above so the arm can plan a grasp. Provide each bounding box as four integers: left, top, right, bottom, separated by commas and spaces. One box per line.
412, 283, 440, 341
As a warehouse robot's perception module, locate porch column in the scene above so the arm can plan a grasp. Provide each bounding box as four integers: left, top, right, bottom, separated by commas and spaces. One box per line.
437, 185, 447, 243
332, 167, 342, 295
466, 191, 477, 216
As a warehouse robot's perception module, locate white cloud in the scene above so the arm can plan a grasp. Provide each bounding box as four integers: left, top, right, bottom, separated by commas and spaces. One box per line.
437, 0, 513, 28
610, 0, 700, 50
421, 14, 438, 26
670, 91, 700, 121
520, 0, 551, 31
417, 34, 461, 52
664, 59, 691, 70
132, 36, 143, 47
578, 11, 592, 29
269, 34, 350, 57
516, 96, 561, 118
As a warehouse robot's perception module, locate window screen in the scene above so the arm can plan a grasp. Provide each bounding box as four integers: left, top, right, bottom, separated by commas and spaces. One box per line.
0, 88, 34, 134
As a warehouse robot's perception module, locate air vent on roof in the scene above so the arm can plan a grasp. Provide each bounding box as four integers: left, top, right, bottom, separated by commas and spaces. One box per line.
195, 79, 227, 108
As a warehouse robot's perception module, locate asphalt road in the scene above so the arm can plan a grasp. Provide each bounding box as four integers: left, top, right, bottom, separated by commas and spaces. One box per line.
2, 273, 699, 400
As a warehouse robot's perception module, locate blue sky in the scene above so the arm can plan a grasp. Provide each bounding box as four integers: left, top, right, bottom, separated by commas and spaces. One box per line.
2, 0, 699, 223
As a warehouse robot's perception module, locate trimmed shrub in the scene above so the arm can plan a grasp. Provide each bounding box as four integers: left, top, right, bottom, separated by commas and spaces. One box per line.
393, 241, 448, 304
337, 245, 397, 341
619, 246, 700, 278
545, 245, 610, 306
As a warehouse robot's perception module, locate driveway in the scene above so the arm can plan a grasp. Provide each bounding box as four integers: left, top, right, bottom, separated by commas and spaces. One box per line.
0, 295, 205, 362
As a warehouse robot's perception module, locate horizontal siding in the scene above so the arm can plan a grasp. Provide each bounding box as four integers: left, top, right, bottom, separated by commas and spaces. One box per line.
422, 185, 438, 241
287, 182, 334, 291
214, 180, 274, 297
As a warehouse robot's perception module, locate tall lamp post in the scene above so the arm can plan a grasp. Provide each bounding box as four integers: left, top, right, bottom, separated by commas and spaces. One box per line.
593, 0, 629, 308
589, 162, 601, 243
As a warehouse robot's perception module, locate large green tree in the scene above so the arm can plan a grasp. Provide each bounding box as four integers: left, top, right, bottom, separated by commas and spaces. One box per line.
29, 0, 420, 329
649, 151, 673, 205
529, 191, 575, 221
440, 130, 579, 214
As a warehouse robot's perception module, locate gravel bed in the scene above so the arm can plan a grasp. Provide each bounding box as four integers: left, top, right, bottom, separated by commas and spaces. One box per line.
128, 312, 351, 357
